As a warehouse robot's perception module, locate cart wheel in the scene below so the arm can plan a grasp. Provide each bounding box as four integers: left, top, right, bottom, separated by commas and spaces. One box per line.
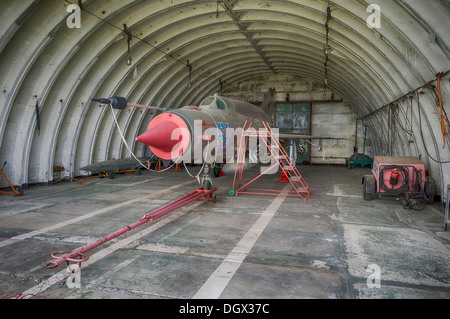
362, 175, 375, 201
363, 188, 373, 201
228, 189, 235, 196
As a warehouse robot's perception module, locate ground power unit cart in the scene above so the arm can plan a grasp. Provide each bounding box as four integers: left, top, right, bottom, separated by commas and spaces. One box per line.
362, 156, 437, 211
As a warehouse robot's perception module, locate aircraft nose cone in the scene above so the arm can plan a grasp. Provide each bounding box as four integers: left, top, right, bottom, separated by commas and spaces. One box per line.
136, 113, 190, 160
136, 121, 180, 152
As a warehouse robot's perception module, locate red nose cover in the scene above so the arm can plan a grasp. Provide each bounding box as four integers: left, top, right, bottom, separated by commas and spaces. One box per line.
136, 113, 190, 160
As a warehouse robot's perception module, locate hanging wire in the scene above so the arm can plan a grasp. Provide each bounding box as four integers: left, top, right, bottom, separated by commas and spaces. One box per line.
64, 0, 230, 89
108, 104, 180, 172
391, 103, 413, 136
437, 73, 450, 147
416, 92, 450, 164
64, 0, 186, 66
182, 142, 210, 180
363, 71, 450, 119
109, 104, 219, 182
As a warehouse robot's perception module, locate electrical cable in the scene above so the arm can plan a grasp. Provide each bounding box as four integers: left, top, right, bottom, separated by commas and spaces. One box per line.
391, 103, 413, 136
182, 141, 214, 186
182, 141, 210, 179
379, 165, 409, 196
64, 0, 227, 89
65, 0, 186, 67
416, 93, 450, 164
379, 165, 426, 211
109, 104, 179, 173
438, 75, 450, 146
306, 140, 320, 148
111, 104, 217, 187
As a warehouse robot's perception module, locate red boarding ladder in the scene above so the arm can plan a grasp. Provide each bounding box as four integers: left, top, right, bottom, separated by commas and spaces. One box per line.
229, 118, 311, 199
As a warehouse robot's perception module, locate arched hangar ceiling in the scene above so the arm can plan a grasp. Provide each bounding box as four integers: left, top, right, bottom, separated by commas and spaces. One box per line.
0, 0, 449, 196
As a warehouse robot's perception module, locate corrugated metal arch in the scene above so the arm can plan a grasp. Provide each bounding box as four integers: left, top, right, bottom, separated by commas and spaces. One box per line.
0, 0, 449, 199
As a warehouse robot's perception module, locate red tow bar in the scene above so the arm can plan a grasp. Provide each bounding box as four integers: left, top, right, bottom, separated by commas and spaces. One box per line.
45, 187, 216, 269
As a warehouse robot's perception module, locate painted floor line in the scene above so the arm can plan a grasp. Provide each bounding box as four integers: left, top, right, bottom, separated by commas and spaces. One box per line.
0, 180, 195, 249
192, 184, 291, 299
97, 177, 163, 187
20, 199, 206, 299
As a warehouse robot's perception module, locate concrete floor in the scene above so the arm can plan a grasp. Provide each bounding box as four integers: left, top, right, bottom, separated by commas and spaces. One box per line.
0, 165, 449, 299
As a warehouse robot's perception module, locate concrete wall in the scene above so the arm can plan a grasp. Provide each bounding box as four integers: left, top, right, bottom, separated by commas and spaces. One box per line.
223, 74, 367, 165
310, 102, 373, 165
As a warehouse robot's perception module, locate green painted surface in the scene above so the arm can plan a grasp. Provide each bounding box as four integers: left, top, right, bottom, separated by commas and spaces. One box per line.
275, 103, 311, 164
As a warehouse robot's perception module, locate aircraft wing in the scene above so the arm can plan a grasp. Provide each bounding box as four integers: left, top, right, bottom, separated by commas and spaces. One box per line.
80, 157, 151, 173
278, 133, 348, 140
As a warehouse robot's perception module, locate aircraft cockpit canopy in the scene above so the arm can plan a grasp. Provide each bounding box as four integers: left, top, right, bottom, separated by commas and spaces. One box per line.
199, 95, 229, 110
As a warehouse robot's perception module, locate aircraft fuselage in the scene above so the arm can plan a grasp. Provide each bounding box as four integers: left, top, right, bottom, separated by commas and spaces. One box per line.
136, 94, 269, 164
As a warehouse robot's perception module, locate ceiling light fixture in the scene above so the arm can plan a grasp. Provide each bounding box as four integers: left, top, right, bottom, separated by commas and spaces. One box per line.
323, 44, 331, 57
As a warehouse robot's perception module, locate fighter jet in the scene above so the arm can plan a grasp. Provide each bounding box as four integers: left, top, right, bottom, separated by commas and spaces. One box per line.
93, 91, 344, 189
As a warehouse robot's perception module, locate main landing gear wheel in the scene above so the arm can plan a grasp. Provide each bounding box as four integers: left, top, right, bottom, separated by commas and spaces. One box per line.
202, 179, 216, 203
203, 180, 212, 190
200, 164, 216, 202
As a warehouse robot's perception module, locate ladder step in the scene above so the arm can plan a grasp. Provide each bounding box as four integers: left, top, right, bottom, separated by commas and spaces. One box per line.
243, 130, 270, 136
233, 120, 311, 199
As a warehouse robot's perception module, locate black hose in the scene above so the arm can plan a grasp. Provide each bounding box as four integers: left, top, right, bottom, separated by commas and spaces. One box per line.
379, 165, 409, 196
380, 165, 426, 211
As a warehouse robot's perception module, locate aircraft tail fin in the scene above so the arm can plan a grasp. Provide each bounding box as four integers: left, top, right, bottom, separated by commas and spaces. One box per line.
260, 88, 276, 120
